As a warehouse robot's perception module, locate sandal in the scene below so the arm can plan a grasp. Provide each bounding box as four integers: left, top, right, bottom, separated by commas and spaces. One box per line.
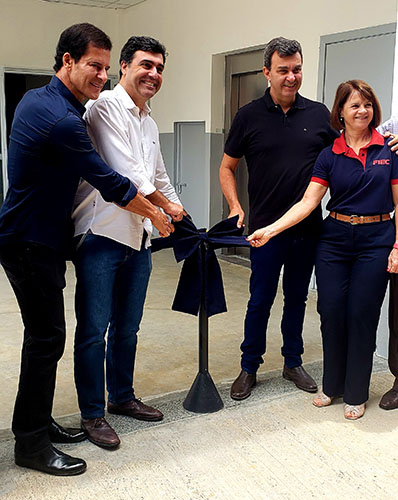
313, 391, 333, 407
344, 403, 365, 420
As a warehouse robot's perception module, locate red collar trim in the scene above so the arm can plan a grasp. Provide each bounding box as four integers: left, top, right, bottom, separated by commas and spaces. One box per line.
332, 128, 384, 155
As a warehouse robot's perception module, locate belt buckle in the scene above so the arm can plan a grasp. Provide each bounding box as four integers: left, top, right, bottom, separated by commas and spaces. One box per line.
350, 215, 360, 225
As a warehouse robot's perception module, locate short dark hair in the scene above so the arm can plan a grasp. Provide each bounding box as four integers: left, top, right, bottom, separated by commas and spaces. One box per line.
263, 37, 303, 69
53, 23, 112, 72
330, 79, 382, 130
119, 36, 167, 78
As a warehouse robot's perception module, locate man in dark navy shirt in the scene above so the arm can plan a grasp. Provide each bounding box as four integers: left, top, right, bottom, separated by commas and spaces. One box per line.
0, 23, 173, 476
220, 37, 338, 401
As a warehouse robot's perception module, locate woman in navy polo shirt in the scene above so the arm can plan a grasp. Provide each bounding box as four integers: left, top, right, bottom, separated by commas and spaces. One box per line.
247, 80, 398, 420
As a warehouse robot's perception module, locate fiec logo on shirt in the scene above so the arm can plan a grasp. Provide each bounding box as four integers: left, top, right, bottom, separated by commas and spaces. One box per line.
372, 159, 390, 165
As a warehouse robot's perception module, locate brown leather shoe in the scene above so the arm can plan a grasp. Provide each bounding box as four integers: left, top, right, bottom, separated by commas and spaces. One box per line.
379, 379, 398, 410
283, 365, 317, 393
230, 370, 256, 400
107, 399, 163, 422
81, 417, 120, 449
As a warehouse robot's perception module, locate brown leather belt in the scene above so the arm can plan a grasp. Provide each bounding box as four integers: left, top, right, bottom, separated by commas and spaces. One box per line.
330, 211, 390, 225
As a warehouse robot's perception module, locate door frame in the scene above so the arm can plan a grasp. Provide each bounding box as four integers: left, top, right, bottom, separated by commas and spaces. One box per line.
0, 67, 54, 198
0, 68, 119, 200
224, 49, 264, 135
317, 23, 396, 104
223, 50, 265, 225
174, 120, 206, 195
174, 120, 207, 194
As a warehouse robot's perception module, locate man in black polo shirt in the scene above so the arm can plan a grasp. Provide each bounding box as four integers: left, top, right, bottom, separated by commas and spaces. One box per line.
220, 37, 338, 400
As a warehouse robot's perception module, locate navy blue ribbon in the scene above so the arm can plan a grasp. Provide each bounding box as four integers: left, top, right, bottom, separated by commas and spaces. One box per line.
151, 215, 250, 317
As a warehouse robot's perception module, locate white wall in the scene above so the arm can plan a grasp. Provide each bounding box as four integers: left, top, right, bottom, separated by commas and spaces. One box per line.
392, 7, 398, 117
0, 0, 395, 128
118, 0, 397, 133
0, 0, 119, 74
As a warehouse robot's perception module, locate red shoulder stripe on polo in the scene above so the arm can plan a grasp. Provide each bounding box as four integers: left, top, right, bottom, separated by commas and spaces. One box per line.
311, 177, 329, 187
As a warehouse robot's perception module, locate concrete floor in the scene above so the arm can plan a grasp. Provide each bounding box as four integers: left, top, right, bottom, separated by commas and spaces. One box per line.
0, 249, 397, 500
0, 249, 323, 430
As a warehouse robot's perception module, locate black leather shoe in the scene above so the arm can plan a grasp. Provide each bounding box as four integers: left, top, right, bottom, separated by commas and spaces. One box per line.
108, 399, 163, 422
379, 380, 398, 410
15, 445, 87, 476
230, 370, 256, 400
283, 365, 317, 393
49, 420, 87, 444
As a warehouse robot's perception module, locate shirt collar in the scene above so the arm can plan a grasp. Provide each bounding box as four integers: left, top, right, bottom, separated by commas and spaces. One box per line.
332, 128, 385, 154
113, 83, 151, 117
263, 87, 306, 111
50, 76, 86, 116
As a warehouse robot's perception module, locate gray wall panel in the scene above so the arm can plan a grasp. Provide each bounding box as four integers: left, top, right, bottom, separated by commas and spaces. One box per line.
159, 133, 175, 186
209, 132, 224, 227
160, 131, 225, 228
174, 122, 207, 227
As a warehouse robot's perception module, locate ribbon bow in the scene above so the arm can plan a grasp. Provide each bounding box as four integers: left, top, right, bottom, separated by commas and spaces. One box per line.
151, 215, 250, 317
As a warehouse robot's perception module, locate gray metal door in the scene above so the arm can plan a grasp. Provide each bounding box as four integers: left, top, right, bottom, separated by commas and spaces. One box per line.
231, 70, 267, 239
224, 50, 267, 258
319, 24, 396, 122
174, 121, 207, 228
318, 24, 396, 359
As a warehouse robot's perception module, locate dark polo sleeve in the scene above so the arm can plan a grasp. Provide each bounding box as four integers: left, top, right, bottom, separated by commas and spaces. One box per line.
312, 147, 332, 186
50, 112, 137, 206
224, 111, 247, 159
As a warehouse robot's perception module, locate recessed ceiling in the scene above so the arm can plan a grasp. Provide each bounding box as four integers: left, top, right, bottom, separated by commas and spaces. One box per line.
41, 0, 146, 10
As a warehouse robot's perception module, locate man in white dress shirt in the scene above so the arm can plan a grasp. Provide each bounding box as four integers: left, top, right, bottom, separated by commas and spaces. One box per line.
72, 36, 184, 448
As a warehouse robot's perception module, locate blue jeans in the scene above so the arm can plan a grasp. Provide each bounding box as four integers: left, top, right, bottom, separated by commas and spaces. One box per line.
73, 233, 151, 419
316, 216, 394, 405
242, 226, 318, 373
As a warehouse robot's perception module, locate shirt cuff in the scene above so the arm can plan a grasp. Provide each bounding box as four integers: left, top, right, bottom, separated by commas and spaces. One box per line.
117, 183, 137, 207
137, 178, 156, 197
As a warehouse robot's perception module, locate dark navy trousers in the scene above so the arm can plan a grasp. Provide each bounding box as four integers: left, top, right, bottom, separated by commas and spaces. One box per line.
0, 243, 66, 454
315, 216, 394, 405
241, 226, 318, 373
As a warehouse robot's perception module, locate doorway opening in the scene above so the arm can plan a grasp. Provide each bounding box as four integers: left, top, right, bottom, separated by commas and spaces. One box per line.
0, 70, 53, 203
223, 49, 266, 261
0, 71, 116, 203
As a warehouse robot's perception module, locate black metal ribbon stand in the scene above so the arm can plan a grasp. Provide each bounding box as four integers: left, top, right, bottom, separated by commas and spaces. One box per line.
183, 241, 224, 413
